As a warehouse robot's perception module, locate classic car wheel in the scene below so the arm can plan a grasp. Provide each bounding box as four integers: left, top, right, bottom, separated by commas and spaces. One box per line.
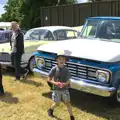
28, 56, 36, 73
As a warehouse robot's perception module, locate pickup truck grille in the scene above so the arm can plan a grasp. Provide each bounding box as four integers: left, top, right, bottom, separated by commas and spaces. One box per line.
40, 58, 108, 81
0, 53, 11, 62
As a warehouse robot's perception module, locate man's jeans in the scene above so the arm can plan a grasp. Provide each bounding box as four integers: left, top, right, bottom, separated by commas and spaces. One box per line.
0, 67, 4, 94
11, 52, 26, 80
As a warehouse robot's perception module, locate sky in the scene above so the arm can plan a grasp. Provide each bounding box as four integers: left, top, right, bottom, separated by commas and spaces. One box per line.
0, 0, 88, 16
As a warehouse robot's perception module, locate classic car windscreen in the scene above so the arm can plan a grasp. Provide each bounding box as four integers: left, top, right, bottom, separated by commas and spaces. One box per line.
81, 19, 120, 43
24, 29, 47, 40
53, 30, 78, 40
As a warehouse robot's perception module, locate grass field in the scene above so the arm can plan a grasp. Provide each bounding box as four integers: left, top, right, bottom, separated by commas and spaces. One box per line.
0, 70, 120, 120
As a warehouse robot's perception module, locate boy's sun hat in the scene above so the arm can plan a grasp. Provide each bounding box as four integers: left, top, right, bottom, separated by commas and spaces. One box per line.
56, 50, 72, 61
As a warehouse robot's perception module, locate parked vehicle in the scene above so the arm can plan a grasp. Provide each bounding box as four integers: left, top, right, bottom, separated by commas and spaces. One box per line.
33, 17, 120, 104
0, 30, 12, 43
0, 26, 78, 72
24, 26, 78, 40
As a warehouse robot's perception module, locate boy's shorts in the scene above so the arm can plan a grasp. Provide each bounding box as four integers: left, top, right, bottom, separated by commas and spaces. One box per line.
52, 90, 70, 103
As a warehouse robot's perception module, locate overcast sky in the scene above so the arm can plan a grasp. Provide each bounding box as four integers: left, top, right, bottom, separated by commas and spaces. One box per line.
0, 0, 88, 16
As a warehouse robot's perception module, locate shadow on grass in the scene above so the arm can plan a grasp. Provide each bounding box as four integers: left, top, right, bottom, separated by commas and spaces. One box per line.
0, 92, 18, 104
2, 67, 14, 76
42, 91, 52, 99
53, 116, 63, 120
70, 89, 120, 120
20, 78, 43, 87
2, 68, 42, 87
42, 89, 120, 120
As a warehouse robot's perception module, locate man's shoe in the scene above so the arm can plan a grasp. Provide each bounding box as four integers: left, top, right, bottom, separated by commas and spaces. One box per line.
22, 69, 29, 80
47, 108, 54, 117
70, 116, 75, 120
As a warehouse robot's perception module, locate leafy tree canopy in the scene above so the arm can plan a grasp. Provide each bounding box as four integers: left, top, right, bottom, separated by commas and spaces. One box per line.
0, 0, 77, 28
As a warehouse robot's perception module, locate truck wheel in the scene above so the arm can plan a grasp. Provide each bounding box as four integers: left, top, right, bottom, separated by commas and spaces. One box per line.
116, 85, 120, 104
28, 56, 36, 73
109, 85, 120, 106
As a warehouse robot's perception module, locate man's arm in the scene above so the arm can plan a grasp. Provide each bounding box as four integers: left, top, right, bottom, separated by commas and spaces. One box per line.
16, 31, 24, 53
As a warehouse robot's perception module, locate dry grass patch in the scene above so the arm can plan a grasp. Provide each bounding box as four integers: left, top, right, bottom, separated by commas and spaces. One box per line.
0, 73, 119, 120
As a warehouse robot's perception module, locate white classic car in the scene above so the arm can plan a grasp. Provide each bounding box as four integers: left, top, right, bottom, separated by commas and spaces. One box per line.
33, 17, 120, 104
0, 26, 78, 72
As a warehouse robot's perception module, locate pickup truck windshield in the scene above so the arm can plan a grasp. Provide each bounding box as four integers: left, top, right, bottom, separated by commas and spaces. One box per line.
81, 19, 120, 43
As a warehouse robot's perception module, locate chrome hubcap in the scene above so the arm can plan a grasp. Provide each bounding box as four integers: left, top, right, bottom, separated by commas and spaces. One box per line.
117, 87, 120, 102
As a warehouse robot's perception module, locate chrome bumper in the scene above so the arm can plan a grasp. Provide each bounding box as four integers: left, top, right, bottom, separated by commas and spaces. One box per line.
33, 68, 116, 97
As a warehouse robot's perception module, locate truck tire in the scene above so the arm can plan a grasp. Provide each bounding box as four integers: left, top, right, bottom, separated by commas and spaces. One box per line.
109, 85, 120, 107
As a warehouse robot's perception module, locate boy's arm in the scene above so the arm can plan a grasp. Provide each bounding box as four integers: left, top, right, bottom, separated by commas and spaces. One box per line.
47, 77, 60, 86
63, 81, 70, 86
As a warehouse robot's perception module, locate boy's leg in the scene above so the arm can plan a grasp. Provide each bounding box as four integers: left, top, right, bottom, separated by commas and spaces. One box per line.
51, 90, 61, 109
62, 90, 75, 120
65, 102, 73, 116
48, 102, 60, 117
48, 91, 61, 117
51, 102, 60, 110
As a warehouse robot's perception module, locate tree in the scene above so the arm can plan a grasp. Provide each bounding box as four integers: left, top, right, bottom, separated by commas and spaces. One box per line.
0, 0, 24, 23
20, 0, 77, 28
0, 0, 77, 28
88, 0, 109, 2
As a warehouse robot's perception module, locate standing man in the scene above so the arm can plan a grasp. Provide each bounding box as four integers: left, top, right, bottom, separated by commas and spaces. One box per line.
11, 21, 28, 80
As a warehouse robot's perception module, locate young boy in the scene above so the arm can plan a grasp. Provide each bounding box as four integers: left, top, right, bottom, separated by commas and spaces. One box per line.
47, 51, 75, 120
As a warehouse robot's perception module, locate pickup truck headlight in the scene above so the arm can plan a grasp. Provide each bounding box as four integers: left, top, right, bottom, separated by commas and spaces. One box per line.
35, 57, 45, 69
96, 70, 110, 83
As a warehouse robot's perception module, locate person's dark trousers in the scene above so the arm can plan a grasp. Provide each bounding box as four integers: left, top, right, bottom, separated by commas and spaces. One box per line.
11, 52, 27, 80
0, 64, 4, 94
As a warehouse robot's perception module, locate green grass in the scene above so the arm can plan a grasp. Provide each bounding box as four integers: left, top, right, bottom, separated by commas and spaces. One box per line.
0, 73, 120, 120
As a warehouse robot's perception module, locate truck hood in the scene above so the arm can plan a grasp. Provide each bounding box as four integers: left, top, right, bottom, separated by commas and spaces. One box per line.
37, 38, 120, 63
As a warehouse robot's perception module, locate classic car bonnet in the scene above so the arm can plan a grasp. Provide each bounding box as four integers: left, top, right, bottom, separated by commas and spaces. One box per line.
37, 38, 120, 63
0, 40, 51, 53
0, 42, 11, 52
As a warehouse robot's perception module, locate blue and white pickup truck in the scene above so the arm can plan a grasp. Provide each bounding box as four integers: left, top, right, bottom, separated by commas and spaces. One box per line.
33, 17, 120, 103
